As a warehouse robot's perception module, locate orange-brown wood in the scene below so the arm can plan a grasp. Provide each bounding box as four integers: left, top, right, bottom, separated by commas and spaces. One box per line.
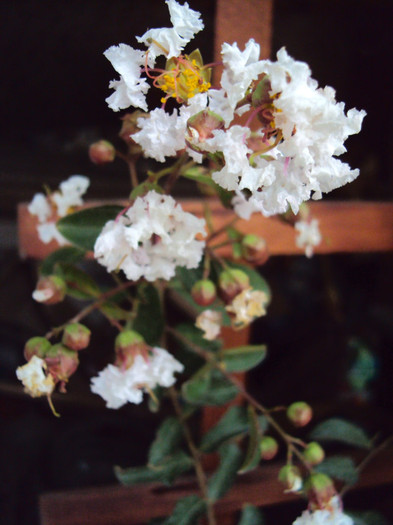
39, 446, 393, 525
18, 200, 393, 260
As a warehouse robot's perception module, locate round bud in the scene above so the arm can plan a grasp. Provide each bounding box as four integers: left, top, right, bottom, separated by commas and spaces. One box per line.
24, 336, 51, 361
303, 442, 325, 466
32, 275, 66, 305
88, 140, 115, 165
278, 465, 302, 492
191, 279, 217, 306
287, 401, 313, 427
260, 436, 279, 460
218, 269, 250, 303
304, 473, 336, 510
119, 110, 148, 152
62, 323, 91, 351
45, 344, 79, 383
241, 234, 269, 264
186, 109, 224, 145
115, 330, 148, 369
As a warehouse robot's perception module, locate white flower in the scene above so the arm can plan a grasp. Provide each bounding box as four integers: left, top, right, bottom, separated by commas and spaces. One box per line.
94, 191, 206, 282
90, 347, 184, 409
136, 0, 204, 60
195, 310, 222, 340
28, 193, 51, 223
104, 44, 152, 112
295, 219, 322, 258
293, 497, 353, 525
52, 175, 90, 216
226, 288, 268, 328
220, 39, 265, 110
16, 356, 55, 398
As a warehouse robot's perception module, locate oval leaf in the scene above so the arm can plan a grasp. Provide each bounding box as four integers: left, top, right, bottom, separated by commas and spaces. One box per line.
238, 505, 265, 525
163, 495, 206, 525
182, 366, 238, 406
310, 418, 371, 449
208, 442, 243, 502
200, 406, 249, 452
238, 405, 261, 474
57, 205, 123, 251
222, 345, 267, 372
40, 246, 85, 276
133, 283, 164, 346
316, 455, 358, 485
148, 417, 183, 466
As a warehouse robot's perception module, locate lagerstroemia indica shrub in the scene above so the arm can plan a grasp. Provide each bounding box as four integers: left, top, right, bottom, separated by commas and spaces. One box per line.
18, 1, 373, 523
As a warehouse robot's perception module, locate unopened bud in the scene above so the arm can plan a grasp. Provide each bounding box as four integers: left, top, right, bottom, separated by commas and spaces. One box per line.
260, 436, 278, 460
115, 330, 148, 369
45, 344, 79, 384
241, 234, 269, 264
287, 401, 313, 427
24, 337, 51, 361
218, 269, 250, 303
304, 442, 325, 466
186, 110, 224, 145
191, 279, 217, 306
304, 473, 336, 510
119, 111, 148, 153
32, 275, 66, 305
62, 323, 91, 351
89, 140, 116, 165
278, 465, 302, 492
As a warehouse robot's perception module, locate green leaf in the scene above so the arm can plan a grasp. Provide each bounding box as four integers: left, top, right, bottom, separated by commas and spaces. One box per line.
115, 451, 193, 486
315, 455, 358, 485
148, 417, 183, 466
182, 366, 238, 406
100, 302, 129, 320
133, 283, 164, 346
238, 406, 261, 474
348, 511, 389, 525
208, 442, 243, 502
57, 205, 123, 251
57, 263, 100, 299
200, 406, 267, 453
162, 495, 206, 525
40, 246, 85, 276
310, 418, 372, 449
238, 505, 265, 525
221, 345, 267, 372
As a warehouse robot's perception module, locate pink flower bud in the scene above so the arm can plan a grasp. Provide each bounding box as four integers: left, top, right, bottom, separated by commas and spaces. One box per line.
191, 279, 217, 306
241, 234, 269, 264
119, 111, 148, 152
260, 436, 279, 460
303, 442, 325, 466
89, 140, 116, 165
186, 109, 224, 144
114, 330, 149, 369
287, 401, 313, 427
278, 465, 302, 492
62, 323, 91, 351
32, 275, 66, 305
24, 337, 51, 361
45, 344, 79, 385
304, 473, 336, 510
218, 269, 250, 303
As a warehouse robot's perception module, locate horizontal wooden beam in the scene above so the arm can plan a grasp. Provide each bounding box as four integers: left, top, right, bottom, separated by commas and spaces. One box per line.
39, 446, 393, 525
18, 200, 393, 261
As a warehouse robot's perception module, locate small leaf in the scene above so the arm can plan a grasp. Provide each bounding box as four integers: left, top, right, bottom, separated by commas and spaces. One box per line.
221, 345, 267, 372
100, 302, 129, 320
200, 406, 249, 452
57, 205, 123, 251
40, 246, 85, 276
58, 263, 100, 299
208, 442, 243, 502
315, 455, 358, 485
133, 283, 164, 346
238, 505, 265, 525
148, 417, 184, 466
162, 495, 206, 525
310, 418, 372, 449
115, 451, 193, 486
182, 366, 238, 406
238, 405, 261, 474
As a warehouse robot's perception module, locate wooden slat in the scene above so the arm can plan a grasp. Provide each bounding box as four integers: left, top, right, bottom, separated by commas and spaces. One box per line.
39, 446, 393, 525
18, 200, 393, 260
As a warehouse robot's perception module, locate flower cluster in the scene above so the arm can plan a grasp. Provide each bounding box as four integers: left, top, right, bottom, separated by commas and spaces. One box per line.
28, 175, 90, 245
94, 190, 206, 281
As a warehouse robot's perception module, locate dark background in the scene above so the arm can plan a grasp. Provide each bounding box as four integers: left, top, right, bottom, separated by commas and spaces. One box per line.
0, 1, 392, 524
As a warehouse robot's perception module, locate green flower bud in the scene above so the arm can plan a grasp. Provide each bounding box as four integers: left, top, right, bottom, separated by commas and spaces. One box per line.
218, 269, 250, 303
287, 401, 313, 427
241, 234, 269, 264
45, 344, 79, 386
88, 140, 115, 165
191, 279, 217, 306
62, 323, 91, 351
32, 275, 66, 305
303, 442, 325, 466
260, 436, 279, 460
115, 330, 148, 369
278, 464, 302, 492
304, 473, 336, 509
24, 336, 51, 361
